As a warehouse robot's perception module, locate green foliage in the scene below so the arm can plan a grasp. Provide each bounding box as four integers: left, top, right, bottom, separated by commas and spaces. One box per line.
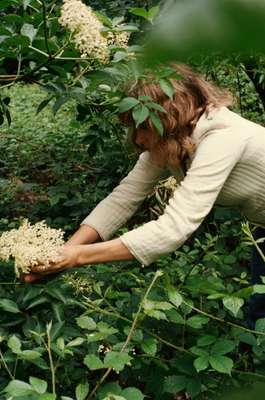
1, 1, 265, 399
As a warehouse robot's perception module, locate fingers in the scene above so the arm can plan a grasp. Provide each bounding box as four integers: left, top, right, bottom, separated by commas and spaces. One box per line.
21, 273, 45, 283
30, 261, 67, 275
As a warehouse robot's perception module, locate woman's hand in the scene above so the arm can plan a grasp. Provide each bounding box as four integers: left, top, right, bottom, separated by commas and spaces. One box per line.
30, 244, 83, 275
22, 238, 134, 283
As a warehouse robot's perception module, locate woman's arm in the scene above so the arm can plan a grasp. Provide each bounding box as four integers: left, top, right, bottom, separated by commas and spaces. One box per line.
30, 239, 135, 275
65, 224, 101, 245
81, 151, 165, 241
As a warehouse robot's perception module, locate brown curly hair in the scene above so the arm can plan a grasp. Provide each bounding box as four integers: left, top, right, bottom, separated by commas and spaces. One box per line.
120, 63, 233, 169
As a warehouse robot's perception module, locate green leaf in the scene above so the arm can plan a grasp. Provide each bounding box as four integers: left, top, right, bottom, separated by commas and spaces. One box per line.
122, 387, 145, 400
187, 315, 209, 329
163, 375, 187, 393
167, 286, 183, 307
186, 378, 201, 398
0, 298, 20, 313
104, 351, 132, 372
118, 97, 139, 113
76, 382, 90, 400
197, 335, 217, 347
132, 104, 149, 128
8, 335, 21, 354
255, 318, 265, 332
19, 350, 41, 360
145, 102, 167, 113
140, 338, 157, 356
52, 96, 69, 115
4, 380, 34, 397
21, 23, 37, 43
208, 355, 233, 375
83, 354, 104, 370
194, 356, 209, 372
98, 382, 122, 398
211, 339, 235, 355
129, 8, 149, 20
166, 309, 184, 324
67, 337, 85, 347
190, 346, 209, 357
36, 97, 53, 114
147, 6, 160, 22
150, 112, 164, 136
253, 284, 265, 294
76, 315, 97, 330
159, 78, 174, 100
223, 296, 244, 316
29, 377, 47, 394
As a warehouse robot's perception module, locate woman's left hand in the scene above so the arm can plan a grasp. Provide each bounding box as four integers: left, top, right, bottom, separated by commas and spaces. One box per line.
30, 244, 83, 276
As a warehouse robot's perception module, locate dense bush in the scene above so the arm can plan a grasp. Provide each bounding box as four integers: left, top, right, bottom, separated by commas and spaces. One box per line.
1, 1, 265, 399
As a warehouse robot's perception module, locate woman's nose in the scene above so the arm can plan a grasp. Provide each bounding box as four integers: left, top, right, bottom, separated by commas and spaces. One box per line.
135, 131, 149, 150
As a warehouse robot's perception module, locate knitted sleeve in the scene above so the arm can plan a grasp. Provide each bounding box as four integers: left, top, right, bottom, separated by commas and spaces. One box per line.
120, 128, 246, 266
81, 151, 165, 240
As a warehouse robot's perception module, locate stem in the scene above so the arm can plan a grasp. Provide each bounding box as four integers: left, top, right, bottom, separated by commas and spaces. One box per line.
180, 298, 265, 337
0, 347, 15, 379
40, 0, 51, 57
86, 270, 164, 400
45, 322, 56, 396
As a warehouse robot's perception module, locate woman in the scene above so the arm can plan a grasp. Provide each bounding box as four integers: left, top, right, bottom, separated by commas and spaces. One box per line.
25, 64, 265, 328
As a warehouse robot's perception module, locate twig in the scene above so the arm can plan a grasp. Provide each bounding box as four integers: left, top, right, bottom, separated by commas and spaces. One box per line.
0, 346, 15, 380
40, 0, 51, 57
86, 270, 164, 400
45, 322, 56, 396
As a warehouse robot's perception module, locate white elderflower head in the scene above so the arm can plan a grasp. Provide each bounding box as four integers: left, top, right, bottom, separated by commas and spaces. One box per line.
0, 219, 65, 276
59, 0, 129, 63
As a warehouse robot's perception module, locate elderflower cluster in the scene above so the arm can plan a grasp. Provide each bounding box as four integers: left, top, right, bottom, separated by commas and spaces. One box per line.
162, 176, 178, 191
59, 0, 129, 63
0, 219, 64, 276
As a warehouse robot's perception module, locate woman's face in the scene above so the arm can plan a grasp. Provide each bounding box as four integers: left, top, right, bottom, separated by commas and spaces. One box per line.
134, 128, 156, 151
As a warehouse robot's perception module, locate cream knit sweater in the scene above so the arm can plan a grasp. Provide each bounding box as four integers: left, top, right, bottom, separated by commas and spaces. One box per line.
82, 107, 265, 266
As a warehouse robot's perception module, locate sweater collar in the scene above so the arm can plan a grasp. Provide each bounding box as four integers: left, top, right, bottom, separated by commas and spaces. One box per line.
191, 106, 230, 145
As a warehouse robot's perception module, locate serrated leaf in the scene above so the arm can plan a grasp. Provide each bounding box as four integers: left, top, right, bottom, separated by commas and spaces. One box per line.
211, 339, 235, 355
122, 387, 145, 400
147, 6, 160, 22
253, 284, 265, 294
197, 335, 217, 347
104, 351, 132, 372
67, 337, 85, 347
132, 104, 149, 128
118, 97, 139, 113
76, 382, 90, 400
76, 315, 97, 330
208, 355, 233, 375
255, 318, 265, 332
167, 287, 183, 307
163, 375, 187, 393
140, 338, 157, 356
223, 296, 244, 317
187, 315, 209, 329
194, 355, 209, 372
129, 8, 149, 20
159, 78, 174, 100
21, 23, 37, 43
150, 112, 164, 136
19, 350, 41, 360
8, 335, 21, 354
4, 380, 34, 397
83, 354, 104, 370
29, 377, 47, 394
145, 102, 167, 113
